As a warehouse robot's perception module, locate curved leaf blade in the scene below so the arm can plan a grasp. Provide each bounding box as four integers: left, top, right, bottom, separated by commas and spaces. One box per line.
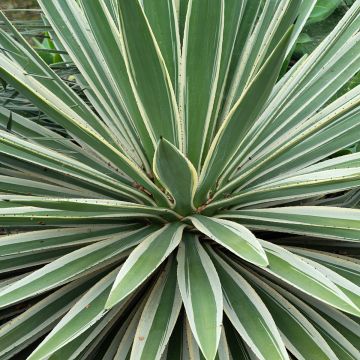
189, 215, 268, 267
177, 233, 223, 360
207, 247, 289, 360
259, 241, 360, 316
0, 227, 154, 308
180, 0, 224, 169
220, 207, 360, 241
131, 257, 182, 360
153, 138, 198, 215
106, 223, 185, 309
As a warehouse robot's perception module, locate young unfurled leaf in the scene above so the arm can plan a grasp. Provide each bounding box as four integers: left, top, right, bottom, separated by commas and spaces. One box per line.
154, 138, 198, 215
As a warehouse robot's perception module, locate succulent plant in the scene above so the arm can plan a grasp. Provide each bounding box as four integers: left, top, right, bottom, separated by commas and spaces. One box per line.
0, 1, 359, 359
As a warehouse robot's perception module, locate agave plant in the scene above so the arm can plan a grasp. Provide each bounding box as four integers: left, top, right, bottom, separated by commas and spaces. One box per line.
0, 0, 359, 359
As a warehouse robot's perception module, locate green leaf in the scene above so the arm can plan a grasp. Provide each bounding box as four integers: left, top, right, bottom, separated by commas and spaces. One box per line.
0, 225, 136, 256
163, 312, 184, 360
131, 257, 182, 360
223, 96, 360, 193
28, 268, 135, 360
100, 306, 137, 360
220, 207, 360, 242
77, 0, 153, 164
258, 241, 360, 316
117, 0, 183, 150
106, 222, 185, 309
207, 248, 289, 360
189, 215, 268, 267
209, 164, 360, 210
292, 255, 360, 309
308, 0, 342, 24
225, 1, 300, 112
177, 233, 222, 360
293, 290, 360, 352
0, 226, 154, 308
153, 138, 198, 215
0, 15, 115, 147
196, 26, 293, 204
0, 275, 99, 359
142, 0, 180, 97
203, 0, 246, 158
290, 249, 360, 285
0, 175, 86, 197
0, 248, 71, 275
222, 5, 360, 191
286, 0, 317, 56
0, 107, 86, 162
35, 0, 151, 168
182, 317, 231, 360
112, 297, 148, 359
224, 317, 257, 360
268, 279, 360, 360
180, 0, 224, 169
0, 196, 180, 222
0, 57, 168, 205
0, 129, 153, 205
239, 266, 338, 360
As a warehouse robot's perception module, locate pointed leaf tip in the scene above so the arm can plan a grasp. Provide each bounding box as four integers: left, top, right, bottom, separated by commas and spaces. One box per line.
190, 215, 269, 268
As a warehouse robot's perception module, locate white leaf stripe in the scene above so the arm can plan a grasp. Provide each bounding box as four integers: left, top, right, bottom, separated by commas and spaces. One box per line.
0, 226, 154, 308
219, 14, 360, 194
218, 79, 360, 196
183, 317, 204, 360
292, 256, 360, 309
0, 275, 98, 359
237, 266, 338, 360
27, 267, 136, 360
204, 0, 246, 159
195, 26, 293, 205
78, 0, 152, 166
219, 207, 360, 241
142, 0, 181, 97
291, 289, 360, 349
0, 225, 135, 256
0, 248, 70, 275
38, 0, 149, 167
207, 247, 288, 360
117, 0, 183, 151
207, 167, 360, 210
259, 240, 360, 316
0, 197, 179, 220
0, 54, 168, 206
289, 249, 360, 284
131, 258, 182, 360
225, 0, 298, 113
285, 0, 317, 56
189, 215, 268, 267
113, 296, 149, 360
177, 234, 223, 360
0, 14, 116, 147
106, 223, 185, 309
180, 0, 224, 169
267, 279, 360, 360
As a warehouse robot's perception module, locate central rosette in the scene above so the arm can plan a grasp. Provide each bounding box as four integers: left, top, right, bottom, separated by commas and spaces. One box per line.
153, 138, 200, 217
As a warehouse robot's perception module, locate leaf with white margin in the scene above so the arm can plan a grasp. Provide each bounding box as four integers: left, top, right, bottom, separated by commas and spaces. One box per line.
189, 215, 268, 267
177, 233, 223, 360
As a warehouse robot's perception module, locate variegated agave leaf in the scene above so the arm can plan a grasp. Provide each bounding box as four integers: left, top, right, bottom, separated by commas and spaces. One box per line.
0, 0, 359, 359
